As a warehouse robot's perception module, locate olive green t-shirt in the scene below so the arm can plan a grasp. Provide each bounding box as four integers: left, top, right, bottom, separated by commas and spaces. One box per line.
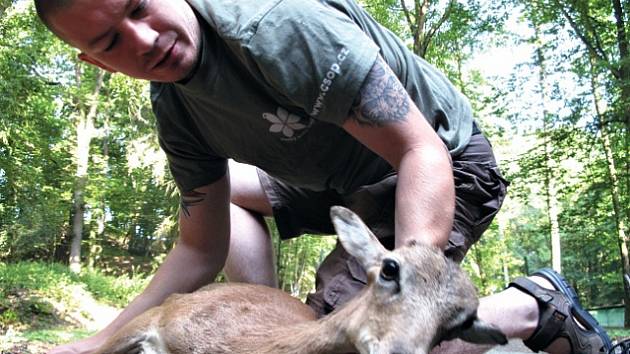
151, 0, 473, 193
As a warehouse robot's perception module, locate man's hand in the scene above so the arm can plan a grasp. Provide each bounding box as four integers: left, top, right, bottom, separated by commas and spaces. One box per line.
46, 332, 107, 354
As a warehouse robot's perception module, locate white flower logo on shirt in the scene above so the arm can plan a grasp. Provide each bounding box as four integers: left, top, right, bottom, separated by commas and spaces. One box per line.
263, 107, 307, 138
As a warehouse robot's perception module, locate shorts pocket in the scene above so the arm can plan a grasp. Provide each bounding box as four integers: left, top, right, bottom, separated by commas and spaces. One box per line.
323, 257, 368, 311
453, 160, 509, 241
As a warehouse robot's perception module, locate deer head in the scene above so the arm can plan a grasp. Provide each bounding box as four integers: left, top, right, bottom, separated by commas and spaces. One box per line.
330, 206, 507, 354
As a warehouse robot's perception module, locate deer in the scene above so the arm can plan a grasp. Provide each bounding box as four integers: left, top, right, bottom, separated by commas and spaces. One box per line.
94, 206, 507, 354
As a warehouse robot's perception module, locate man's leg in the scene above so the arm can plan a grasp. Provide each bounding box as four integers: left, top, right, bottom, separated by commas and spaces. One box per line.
225, 159, 346, 294
432, 275, 593, 354
223, 160, 277, 287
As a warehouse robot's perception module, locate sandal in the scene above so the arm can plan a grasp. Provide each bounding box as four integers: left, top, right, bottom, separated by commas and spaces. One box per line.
610, 338, 630, 354
508, 268, 613, 354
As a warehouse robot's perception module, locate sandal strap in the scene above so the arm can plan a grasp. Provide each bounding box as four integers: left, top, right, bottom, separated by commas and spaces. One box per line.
508, 277, 569, 352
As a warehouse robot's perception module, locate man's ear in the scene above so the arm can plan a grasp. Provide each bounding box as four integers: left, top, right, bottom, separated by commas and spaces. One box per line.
78, 53, 117, 73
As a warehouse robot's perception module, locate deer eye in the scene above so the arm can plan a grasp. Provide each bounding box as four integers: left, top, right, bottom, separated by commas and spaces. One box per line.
380, 258, 400, 282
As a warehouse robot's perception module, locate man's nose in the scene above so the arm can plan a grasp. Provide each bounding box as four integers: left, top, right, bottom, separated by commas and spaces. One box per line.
121, 19, 158, 56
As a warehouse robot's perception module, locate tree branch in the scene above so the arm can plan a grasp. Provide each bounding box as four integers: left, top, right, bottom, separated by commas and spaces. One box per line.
425, 0, 455, 49
612, 0, 629, 66
555, 0, 620, 78
400, 0, 416, 38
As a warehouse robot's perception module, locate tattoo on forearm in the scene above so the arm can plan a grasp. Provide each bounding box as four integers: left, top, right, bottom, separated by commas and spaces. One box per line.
180, 190, 207, 217
351, 57, 410, 126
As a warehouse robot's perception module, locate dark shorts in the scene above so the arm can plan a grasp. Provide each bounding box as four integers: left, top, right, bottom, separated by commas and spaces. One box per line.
257, 132, 509, 317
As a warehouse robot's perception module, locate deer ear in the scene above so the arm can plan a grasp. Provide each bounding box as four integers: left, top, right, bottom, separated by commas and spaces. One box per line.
330, 206, 386, 270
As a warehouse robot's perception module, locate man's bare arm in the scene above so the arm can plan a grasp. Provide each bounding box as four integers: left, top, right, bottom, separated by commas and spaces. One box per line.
343, 56, 454, 249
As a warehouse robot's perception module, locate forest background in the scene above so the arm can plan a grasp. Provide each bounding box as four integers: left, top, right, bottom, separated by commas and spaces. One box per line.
0, 0, 628, 350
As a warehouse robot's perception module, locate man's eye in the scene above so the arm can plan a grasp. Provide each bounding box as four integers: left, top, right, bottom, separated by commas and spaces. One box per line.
131, 0, 146, 17
104, 34, 119, 52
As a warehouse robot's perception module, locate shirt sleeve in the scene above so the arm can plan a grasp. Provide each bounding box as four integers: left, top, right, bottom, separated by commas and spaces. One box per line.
151, 83, 228, 192
244, 0, 380, 125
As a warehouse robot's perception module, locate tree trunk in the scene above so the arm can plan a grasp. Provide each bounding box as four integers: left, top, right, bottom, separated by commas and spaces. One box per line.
272, 220, 284, 287
611, 0, 630, 255
288, 239, 300, 296
69, 176, 87, 273
413, 0, 430, 57
589, 54, 630, 327
557, 0, 629, 244
497, 217, 511, 287
467, 246, 486, 291
534, 25, 562, 273
612, 0, 629, 98
86, 200, 106, 270
454, 40, 467, 95
610, 0, 629, 326
545, 162, 562, 274
294, 241, 307, 297
68, 68, 105, 273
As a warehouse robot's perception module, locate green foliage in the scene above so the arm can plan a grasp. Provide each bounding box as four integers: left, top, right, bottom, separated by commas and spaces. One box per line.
76, 269, 149, 307
0, 262, 76, 300
607, 328, 630, 341
424, 1, 509, 80
359, 0, 407, 38
0, 0, 13, 17
0, 261, 147, 307
0, 3, 179, 268
268, 219, 337, 300
0, 4, 74, 261
505, 125, 625, 307
23, 328, 94, 345
499, 0, 629, 317
0, 261, 145, 350
0, 261, 146, 333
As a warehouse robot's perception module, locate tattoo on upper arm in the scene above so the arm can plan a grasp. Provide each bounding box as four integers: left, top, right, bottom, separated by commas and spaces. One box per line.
180, 190, 207, 217
350, 57, 410, 126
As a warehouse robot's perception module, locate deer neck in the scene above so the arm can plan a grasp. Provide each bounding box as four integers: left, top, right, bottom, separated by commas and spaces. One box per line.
231, 296, 365, 354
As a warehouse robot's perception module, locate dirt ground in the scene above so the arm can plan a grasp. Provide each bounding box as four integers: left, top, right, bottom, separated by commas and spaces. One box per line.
1, 341, 49, 354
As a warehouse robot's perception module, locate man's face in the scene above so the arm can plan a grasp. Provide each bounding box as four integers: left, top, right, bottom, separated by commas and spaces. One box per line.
49, 0, 201, 82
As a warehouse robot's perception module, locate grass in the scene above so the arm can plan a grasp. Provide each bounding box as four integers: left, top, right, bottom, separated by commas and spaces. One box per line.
23, 328, 94, 344
77, 268, 149, 307
0, 260, 148, 352
607, 327, 630, 341
0, 261, 149, 307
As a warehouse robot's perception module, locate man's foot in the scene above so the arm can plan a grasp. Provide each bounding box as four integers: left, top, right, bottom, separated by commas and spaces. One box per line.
509, 268, 612, 354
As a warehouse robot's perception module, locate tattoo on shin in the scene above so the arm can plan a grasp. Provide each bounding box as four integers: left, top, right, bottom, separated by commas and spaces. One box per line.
180, 190, 207, 217
351, 57, 410, 126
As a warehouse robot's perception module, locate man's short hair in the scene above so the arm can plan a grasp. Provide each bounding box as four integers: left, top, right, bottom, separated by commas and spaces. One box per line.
33, 0, 74, 39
